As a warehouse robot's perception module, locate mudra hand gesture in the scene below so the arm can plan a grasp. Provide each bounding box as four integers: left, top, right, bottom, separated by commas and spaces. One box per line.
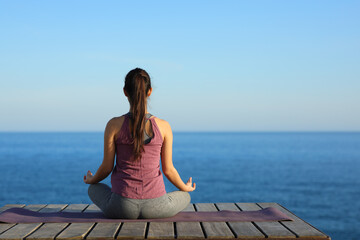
185, 177, 196, 192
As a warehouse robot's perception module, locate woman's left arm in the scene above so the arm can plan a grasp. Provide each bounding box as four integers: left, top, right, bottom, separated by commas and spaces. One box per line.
84, 118, 117, 184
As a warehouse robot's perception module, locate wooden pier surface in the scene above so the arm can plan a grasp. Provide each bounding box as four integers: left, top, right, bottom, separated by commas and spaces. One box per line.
0, 202, 331, 240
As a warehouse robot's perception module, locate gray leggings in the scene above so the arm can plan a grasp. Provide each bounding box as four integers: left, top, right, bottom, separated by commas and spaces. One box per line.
88, 183, 191, 219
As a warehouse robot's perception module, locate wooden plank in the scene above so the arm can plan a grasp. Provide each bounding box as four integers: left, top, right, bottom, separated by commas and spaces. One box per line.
257, 203, 330, 240
176, 203, 204, 239
195, 203, 234, 239
62, 204, 89, 213
83, 204, 101, 213
26, 223, 69, 240
24, 205, 47, 212
147, 222, 174, 239
0, 223, 42, 240
86, 223, 120, 240
0, 204, 25, 213
181, 203, 195, 212
25, 204, 70, 240
0, 225, 16, 236
236, 203, 296, 240
116, 222, 146, 239
26, 204, 87, 240
55, 206, 96, 240
0, 204, 47, 240
0, 204, 26, 236
216, 202, 265, 239
55, 223, 94, 240
0, 203, 49, 238
39, 204, 68, 213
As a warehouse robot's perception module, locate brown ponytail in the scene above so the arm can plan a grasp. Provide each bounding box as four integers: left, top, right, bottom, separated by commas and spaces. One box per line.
124, 68, 152, 161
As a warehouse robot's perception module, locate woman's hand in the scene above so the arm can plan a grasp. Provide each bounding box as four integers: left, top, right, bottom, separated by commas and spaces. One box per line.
184, 177, 196, 192
83, 170, 94, 184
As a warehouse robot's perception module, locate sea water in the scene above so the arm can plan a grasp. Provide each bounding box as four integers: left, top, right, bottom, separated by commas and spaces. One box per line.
0, 132, 359, 240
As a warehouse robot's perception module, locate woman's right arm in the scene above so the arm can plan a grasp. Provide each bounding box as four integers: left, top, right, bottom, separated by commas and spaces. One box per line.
160, 120, 196, 192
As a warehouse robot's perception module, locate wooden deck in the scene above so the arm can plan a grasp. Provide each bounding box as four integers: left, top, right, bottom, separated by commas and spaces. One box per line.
0, 203, 330, 240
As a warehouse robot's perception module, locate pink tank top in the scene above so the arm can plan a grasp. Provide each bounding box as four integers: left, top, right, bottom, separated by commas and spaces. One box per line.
111, 114, 166, 199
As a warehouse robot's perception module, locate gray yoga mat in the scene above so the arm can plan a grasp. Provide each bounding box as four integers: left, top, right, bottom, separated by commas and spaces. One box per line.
0, 207, 292, 223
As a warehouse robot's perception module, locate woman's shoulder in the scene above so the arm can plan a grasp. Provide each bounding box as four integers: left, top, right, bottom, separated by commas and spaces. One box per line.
153, 116, 172, 140
152, 116, 170, 128
105, 115, 127, 134
108, 115, 126, 125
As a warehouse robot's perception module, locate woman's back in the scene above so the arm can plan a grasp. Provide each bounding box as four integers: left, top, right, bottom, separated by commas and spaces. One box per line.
111, 113, 166, 199
84, 67, 194, 219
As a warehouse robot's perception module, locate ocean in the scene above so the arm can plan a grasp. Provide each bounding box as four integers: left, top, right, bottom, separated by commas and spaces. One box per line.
0, 132, 359, 240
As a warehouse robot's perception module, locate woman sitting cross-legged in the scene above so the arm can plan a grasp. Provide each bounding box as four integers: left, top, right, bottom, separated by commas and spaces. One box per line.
83, 68, 196, 219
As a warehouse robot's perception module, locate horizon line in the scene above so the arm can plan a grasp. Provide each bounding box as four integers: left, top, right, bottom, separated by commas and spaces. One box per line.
0, 130, 359, 133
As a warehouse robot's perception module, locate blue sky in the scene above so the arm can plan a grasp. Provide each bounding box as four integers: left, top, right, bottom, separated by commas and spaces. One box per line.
0, 0, 359, 131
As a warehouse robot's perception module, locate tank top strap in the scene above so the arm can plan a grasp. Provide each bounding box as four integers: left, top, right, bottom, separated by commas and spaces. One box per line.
145, 113, 152, 119
149, 116, 163, 141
